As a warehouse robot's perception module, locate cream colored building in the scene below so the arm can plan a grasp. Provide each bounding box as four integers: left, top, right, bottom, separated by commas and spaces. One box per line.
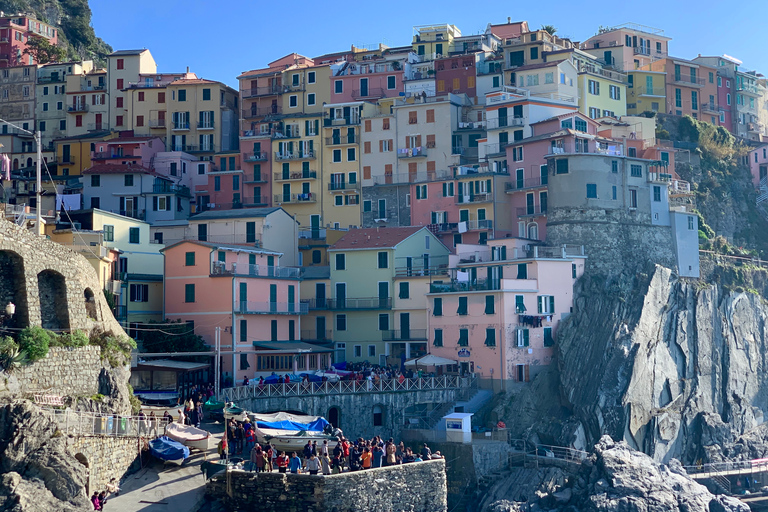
36, 61, 94, 150
64, 66, 108, 137
107, 49, 158, 132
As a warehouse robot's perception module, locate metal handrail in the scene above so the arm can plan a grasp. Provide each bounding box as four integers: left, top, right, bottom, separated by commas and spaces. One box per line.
42, 408, 158, 438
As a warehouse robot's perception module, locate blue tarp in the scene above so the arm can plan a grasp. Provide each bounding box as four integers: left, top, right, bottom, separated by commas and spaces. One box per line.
256, 418, 329, 432
149, 436, 190, 462
331, 361, 347, 370
264, 373, 301, 384
299, 372, 322, 382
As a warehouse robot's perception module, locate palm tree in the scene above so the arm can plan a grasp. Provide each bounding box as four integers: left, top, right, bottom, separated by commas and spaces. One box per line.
541, 25, 557, 35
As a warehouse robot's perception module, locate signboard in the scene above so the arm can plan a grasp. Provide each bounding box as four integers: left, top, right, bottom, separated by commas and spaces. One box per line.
446, 420, 463, 430
458, 348, 470, 358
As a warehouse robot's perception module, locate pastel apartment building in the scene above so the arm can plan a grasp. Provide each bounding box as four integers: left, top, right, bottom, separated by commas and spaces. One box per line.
64, 64, 108, 137
0, 14, 58, 67
108, 50, 158, 133
36, 61, 95, 150
427, 238, 585, 387
641, 57, 717, 122
626, 69, 667, 115
580, 23, 670, 72
162, 239, 322, 385
122, 71, 197, 138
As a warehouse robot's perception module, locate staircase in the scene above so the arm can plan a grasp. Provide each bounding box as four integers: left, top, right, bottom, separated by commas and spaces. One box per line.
708, 473, 731, 494
453, 388, 494, 414
758, 177, 768, 205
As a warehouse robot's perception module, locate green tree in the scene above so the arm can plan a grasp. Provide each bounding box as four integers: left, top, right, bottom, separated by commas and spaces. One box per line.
23, 36, 66, 64
541, 25, 557, 35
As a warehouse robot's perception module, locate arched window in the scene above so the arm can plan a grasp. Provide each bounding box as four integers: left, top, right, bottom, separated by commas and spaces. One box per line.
373, 405, 384, 426
528, 223, 539, 240
26, 157, 32, 168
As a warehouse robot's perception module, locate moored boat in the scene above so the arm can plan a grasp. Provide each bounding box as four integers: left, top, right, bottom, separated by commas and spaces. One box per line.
149, 436, 190, 465
165, 422, 211, 451
223, 403, 248, 422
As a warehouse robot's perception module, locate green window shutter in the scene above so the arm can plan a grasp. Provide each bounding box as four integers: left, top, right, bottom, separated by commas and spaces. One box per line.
434, 329, 443, 347
515, 295, 525, 313
458, 329, 468, 346
442, 182, 447, 196
458, 296, 468, 315
517, 263, 527, 279
378, 251, 388, 268
240, 319, 247, 342
544, 327, 554, 347
185, 252, 195, 266
218, 251, 226, 262
431, 212, 437, 224
185, 284, 195, 303
549, 296, 555, 314
271, 320, 278, 341
434, 298, 442, 316
399, 282, 409, 299
537, 296, 543, 314
485, 328, 496, 347
523, 329, 529, 347
485, 295, 494, 314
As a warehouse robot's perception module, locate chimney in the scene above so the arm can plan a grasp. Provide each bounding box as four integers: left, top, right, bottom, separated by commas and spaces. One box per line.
186, 66, 190, 73
507, 17, 511, 24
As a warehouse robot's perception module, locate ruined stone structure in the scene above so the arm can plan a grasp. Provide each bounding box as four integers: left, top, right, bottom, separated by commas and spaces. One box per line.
0, 214, 125, 335
206, 459, 447, 512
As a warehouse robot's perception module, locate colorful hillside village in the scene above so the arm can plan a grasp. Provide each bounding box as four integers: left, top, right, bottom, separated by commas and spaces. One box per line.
2, 15, 765, 387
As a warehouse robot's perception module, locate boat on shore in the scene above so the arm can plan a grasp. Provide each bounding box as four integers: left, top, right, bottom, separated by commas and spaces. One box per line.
134, 390, 179, 406
249, 412, 342, 452
149, 436, 190, 465
224, 403, 248, 422
164, 422, 211, 451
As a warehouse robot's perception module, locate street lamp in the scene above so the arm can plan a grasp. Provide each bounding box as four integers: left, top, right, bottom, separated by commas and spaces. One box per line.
0, 117, 42, 236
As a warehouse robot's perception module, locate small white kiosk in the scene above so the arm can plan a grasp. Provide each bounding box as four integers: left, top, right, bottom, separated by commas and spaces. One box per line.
442, 412, 473, 443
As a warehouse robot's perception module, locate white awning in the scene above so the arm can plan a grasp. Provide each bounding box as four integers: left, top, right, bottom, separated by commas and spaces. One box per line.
404, 354, 458, 367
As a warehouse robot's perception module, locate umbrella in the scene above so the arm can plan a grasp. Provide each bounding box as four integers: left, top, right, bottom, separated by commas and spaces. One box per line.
404, 354, 458, 367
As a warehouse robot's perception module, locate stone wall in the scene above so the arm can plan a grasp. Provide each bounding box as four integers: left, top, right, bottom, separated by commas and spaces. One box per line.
206, 459, 447, 512
68, 435, 143, 493
0, 216, 126, 336
362, 184, 411, 228
0, 346, 102, 397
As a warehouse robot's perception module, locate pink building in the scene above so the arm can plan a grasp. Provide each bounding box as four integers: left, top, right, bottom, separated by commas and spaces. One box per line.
750, 145, 768, 188
91, 134, 165, 169
0, 14, 58, 67
330, 58, 405, 103
505, 112, 603, 240
427, 238, 585, 389
643, 57, 718, 121
194, 151, 251, 211
163, 240, 329, 386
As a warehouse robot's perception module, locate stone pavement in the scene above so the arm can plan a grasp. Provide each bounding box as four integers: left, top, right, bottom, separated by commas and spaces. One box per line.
105, 419, 224, 512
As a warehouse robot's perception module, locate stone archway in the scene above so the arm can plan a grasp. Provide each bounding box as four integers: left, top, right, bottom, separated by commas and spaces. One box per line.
37, 269, 70, 330
328, 406, 341, 429
84, 288, 99, 320
74, 453, 90, 496
373, 404, 384, 427
0, 250, 29, 328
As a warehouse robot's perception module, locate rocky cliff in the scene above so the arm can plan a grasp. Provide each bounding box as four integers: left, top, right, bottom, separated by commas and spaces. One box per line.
556, 263, 768, 464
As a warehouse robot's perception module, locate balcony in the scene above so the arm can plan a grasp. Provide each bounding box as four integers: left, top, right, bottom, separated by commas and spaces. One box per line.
152, 183, 191, 197
38, 75, 66, 84
672, 75, 706, 87
382, 329, 428, 341
325, 135, 357, 145
429, 278, 501, 293
126, 81, 168, 89
305, 297, 392, 310
546, 142, 622, 158
197, 121, 215, 130
149, 119, 166, 128
737, 83, 760, 95
397, 147, 428, 158
211, 262, 301, 279
274, 170, 317, 181
633, 47, 652, 56
299, 228, 327, 240
323, 115, 361, 127
428, 222, 459, 234
328, 182, 360, 192
466, 219, 494, 230
274, 193, 316, 204
271, 128, 302, 139
106, 209, 145, 220
182, 145, 218, 153
456, 192, 493, 204
274, 150, 316, 161
284, 82, 305, 92
68, 104, 88, 113
506, 176, 547, 192
235, 301, 308, 315
243, 195, 270, 206
93, 151, 133, 159
577, 63, 628, 84
352, 88, 385, 100
242, 106, 283, 118
394, 265, 449, 277
635, 87, 665, 97
172, 122, 190, 131
516, 205, 547, 217
486, 117, 525, 130
483, 142, 506, 156
301, 330, 333, 342
702, 102, 722, 113
244, 152, 269, 162
242, 85, 282, 98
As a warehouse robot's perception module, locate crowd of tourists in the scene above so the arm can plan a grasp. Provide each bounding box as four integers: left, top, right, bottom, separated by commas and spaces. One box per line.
217, 417, 441, 475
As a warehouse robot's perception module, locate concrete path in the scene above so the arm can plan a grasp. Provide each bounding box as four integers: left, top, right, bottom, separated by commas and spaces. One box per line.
106, 418, 225, 512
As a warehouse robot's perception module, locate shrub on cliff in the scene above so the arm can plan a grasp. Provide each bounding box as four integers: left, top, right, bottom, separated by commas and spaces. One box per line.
51, 330, 89, 348
89, 330, 137, 367
18, 326, 51, 361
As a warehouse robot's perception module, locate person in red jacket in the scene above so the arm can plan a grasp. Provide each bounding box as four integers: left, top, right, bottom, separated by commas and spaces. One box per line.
341, 437, 350, 470
276, 451, 289, 473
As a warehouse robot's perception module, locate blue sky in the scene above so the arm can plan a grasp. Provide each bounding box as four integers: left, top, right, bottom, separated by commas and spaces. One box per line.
90, 0, 768, 88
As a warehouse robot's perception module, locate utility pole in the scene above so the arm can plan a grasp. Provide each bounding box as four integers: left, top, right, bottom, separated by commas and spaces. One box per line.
0, 118, 43, 236
214, 327, 221, 399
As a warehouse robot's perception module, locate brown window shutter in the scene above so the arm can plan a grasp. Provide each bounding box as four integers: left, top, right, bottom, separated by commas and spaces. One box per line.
365, 120, 371, 132
385, 164, 392, 175
408, 162, 417, 174
416, 135, 422, 147
363, 166, 371, 179
405, 137, 410, 149
364, 141, 371, 154
427, 134, 435, 148
383, 118, 390, 130
427, 161, 435, 171
427, 109, 435, 122
389, 139, 393, 150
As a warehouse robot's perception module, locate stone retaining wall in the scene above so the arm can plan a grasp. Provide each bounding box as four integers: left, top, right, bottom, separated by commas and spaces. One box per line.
1, 346, 103, 397
206, 459, 447, 512
68, 435, 143, 493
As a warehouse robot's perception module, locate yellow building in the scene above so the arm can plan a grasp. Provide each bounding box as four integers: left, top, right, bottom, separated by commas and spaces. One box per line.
122, 72, 194, 138
166, 78, 239, 160
503, 29, 576, 87
626, 70, 667, 115
55, 130, 117, 176
108, 49, 158, 132
412, 24, 461, 59
299, 227, 347, 267
46, 227, 122, 297
571, 53, 628, 119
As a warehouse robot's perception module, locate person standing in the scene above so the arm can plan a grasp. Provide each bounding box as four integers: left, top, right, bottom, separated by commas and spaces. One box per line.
320, 450, 331, 475
372, 444, 384, 468
306, 453, 320, 475
289, 452, 302, 474
276, 451, 289, 473
235, 423, 245, 454
385, 439, 396, 466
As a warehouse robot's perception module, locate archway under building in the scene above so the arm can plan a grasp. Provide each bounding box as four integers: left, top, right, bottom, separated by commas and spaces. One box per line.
37, 269, 70, 330
0, 250, 29, 328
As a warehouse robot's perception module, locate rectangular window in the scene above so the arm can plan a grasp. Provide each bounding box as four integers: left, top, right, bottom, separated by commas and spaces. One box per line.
485, 295, 495, 314
308, 71, 316, 84
334, 80, 343, 93
128, 227, 140, 244
399, 282, 409, 299
544, 327, 554, 347
377, 251, 388, 269
485, 328, 496, 347
630, 164, 642, 178
333, 149, 342, 162
178, 89, 186, 101
458, 329, 469, 346
185, 251, 195, 266
588, 80, 599, 95
368, 345, 376, 357
335, 253, 346, 270
103, 225, 114, 242
129, 284, 148, 302
653, 185, 661, 202
353, 345, 361, 357
609, 85, 621, 100
307, 93, 315, 105
612, 185, 617, 200
675, 88, 682, 108
517, 329, 529, 347
387, 75, 396, 89
433, 297, 442, 316
687, 216, 695, 230
185, 284, 195, 303
433, 329, 443, 347
586, 183, 597, 198
378, 314, 389, 331
515, 295, 526, 313
517, 263, 528, 279
556, 159, 569, 174
457, 296, 468, 315
240, 319, 248, 343
537, 295, 555, 314
336, 314, 347, 331
629, 189, 638, 208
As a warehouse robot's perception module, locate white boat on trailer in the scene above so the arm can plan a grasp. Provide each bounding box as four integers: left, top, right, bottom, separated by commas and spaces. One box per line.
249, 412, 342, 452
164, 422, 212, 451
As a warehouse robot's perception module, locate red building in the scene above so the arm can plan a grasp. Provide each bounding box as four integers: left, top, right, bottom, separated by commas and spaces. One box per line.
0, 14, 58, 67
434, 54, 478, 97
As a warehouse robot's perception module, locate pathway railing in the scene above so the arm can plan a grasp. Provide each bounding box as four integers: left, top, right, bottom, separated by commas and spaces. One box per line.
43, 408, 160, 438
509, 439, 589, 465
221, 376, 476, 402
684, 458, 768, 476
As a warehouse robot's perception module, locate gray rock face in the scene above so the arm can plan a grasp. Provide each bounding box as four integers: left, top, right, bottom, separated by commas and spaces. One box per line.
557, 265, 768, 463
484, 436, 750, 512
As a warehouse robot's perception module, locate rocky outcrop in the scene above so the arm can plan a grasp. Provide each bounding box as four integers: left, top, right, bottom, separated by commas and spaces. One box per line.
556, 264, 768, 464
0, 401, 91, 511
483, 436, 749, 512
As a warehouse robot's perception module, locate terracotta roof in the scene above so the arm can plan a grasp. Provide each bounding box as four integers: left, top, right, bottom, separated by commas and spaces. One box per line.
507, 61, 561, 72
329, 226, 424, 250
168, 78, 220, 85
82, 163, 158, 175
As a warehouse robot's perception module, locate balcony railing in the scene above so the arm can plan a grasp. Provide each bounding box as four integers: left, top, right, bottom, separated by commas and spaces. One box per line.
242, 195, 270, 206
235, 301, 308, 315
274, 150, 316, 161
149, 119, 165, 128
466, 219, 494, 230
456, 192, 493, 204
577, 63, 628, 84
242, 106, 283, 118
702, 102, 722, 113
323, 115, 361, 127
180, 145, 217, 153
172, 122, 190, 130
737, 83, 760, 95
506, 176, 547, 192
672, 75, 706, 86
197, 121, 215, 129
352, 88, 385, 100
211, 262, 301, 279
301, 330, 333, 342
38, 75, 66, 84
394, 265, 449, 277
328, 182, 361, 192
382, 329, 428, 341
68, 104, 88, 113
428, 222, 459, 233
152, 183, 191, 197
298, 228, 327, 240
274, 170, 317, 181
516, 206, 547, 217
242, 85, 282, 98
93, 151, 133, 159
305, 297, 392, 310
633, 47, 651, 56
325, 135, 357, 145
244, 174, 269, 184
486, 117, 525, 130
244, 152, 269, 162
430, 279, 501, 293
106, 209, 145, 220
271, 129, 302, 140
635, 87, 665, 96
274, 193, 316, 204
397, 147, 427, 158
